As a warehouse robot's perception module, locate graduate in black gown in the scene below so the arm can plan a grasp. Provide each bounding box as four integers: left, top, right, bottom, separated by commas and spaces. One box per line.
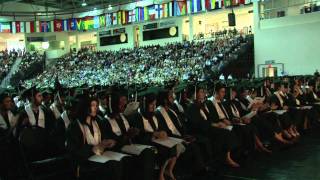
105, 92, 156, 180
16, 87, 55, 138
130, 93, 179, 180
155, 90, 209, 177
66, 97, 123, 180
224, 87, 272, 154
0, 93, 17, 136
185, 84, 241, 168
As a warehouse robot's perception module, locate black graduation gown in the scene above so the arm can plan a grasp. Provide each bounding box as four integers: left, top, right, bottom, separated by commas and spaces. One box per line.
129, 112, 177, 166
104, 114, 156, 180
155, 108, 206, 174
185, 102, 239, 163
66, 117, 123, 180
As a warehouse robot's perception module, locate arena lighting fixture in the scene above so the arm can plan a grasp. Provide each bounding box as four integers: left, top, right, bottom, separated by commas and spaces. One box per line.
81, 0, 87, 7
108, 4, 112, 10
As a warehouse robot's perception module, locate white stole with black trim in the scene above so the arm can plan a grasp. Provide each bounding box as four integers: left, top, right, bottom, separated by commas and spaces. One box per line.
25, 104, 45, 128
107, 113, 130, 136
0, 111, 15, 129
138, 109, 158, 133
61, 111, 70, 128
157, 106, 181, 136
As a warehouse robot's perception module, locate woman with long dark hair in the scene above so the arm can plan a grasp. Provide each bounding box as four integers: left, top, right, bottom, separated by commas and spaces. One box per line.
66, 97, 123, 180
131, 93, 180, 180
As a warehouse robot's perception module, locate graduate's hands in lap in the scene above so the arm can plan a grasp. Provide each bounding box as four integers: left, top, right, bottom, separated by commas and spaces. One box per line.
101, 139, 117, 149
153, 131, 168, 140
183, 135, 196, 143
241, 117, 251, 124
92, 144, 105, 155
223, 119, 232, 126
126, 128, 140, 138
283, 106, 289, 110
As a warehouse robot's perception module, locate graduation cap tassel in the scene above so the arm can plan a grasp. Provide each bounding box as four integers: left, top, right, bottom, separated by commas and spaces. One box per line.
109, 95, 112, 114
135, 91, 137, 102
194, 85, 197, 100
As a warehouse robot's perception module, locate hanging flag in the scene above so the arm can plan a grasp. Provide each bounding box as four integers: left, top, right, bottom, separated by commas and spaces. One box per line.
76, 18, 85, 31
176, 0, 187, 16
35, 21, 40, 33
121, 11, 129, 24
143, 6, 149, 21
187, 0, 191, 14
217, 0, 223, 8
99, 15, 106, 27
50, 21, 54, 32
63, 20, 68, 31
117, 11, 122, 25
84, 16, 94, 30
106, 14, 112, 26
201, 0, 206, 11
40, 21, 51, 32
135, 8, 140, 22
168, 2, 174, 17
12, 21, 24, 33
129, 9, 136, 23
112, 12, 118, 25
155, 4, 163, 19
206, 0, 216, 10
162, 3, 168, 18
0, 22, 11, 33
54, 19, 64, 32
20, 22, 25, 33
148, 5, 156, 20
224, 0, 231, 7
244, 0, 251, 4
93, 16, 100, 29
68, 18, 77, 31
232, 0, 239, 6
191, 0, 202, 13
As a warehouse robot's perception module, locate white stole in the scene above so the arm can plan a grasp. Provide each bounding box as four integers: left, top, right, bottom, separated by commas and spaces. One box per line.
77, 120, 101, 146
25, 104, 45, 128
50, 102, 61, 119
200, 103, 209, 121
107, 113, 130, 136
174, 100, 184, 113
230, 103, 240, 118
138, 109, 158, 133
212, 99, 227, 120
0, 111, 15, 129
274, 91, 284, 107
313, 92, 318, 99
61, 111, 70, 128
157, 106, 181, 136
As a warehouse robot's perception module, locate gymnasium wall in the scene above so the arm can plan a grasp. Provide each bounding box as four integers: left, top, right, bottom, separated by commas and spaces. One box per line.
254, 2, 320, 76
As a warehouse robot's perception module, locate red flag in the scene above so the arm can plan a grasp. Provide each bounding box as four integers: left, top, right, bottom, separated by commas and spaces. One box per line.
54, 19, 63, 32
30, 21, 35, 33
15, 21, 21, 33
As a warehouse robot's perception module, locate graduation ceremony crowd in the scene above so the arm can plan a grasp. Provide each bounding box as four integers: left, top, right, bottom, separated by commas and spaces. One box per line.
2, 73, 320, 180
22, 29, 247, 88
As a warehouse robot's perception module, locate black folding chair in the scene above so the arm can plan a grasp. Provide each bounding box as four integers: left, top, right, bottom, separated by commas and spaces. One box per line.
19, 127, 74, 180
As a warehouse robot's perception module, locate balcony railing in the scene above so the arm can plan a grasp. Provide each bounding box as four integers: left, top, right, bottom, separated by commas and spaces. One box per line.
259, 0, 320, 20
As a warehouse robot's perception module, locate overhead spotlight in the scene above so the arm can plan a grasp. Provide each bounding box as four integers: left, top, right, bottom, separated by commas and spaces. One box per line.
94, 7, 97, 10
81, 0, 87, 7
108, 4, 112, 10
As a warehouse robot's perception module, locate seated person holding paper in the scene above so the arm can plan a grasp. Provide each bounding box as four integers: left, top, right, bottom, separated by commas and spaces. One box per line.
225, 87, 271, 153
105, 91, 156, 180
155, 90, 209, 177
185, 84, 240, 168
131, 93, 180, 180
206, 83, 257, 159
272, 82, 300, 140
66, 97, 123, 180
